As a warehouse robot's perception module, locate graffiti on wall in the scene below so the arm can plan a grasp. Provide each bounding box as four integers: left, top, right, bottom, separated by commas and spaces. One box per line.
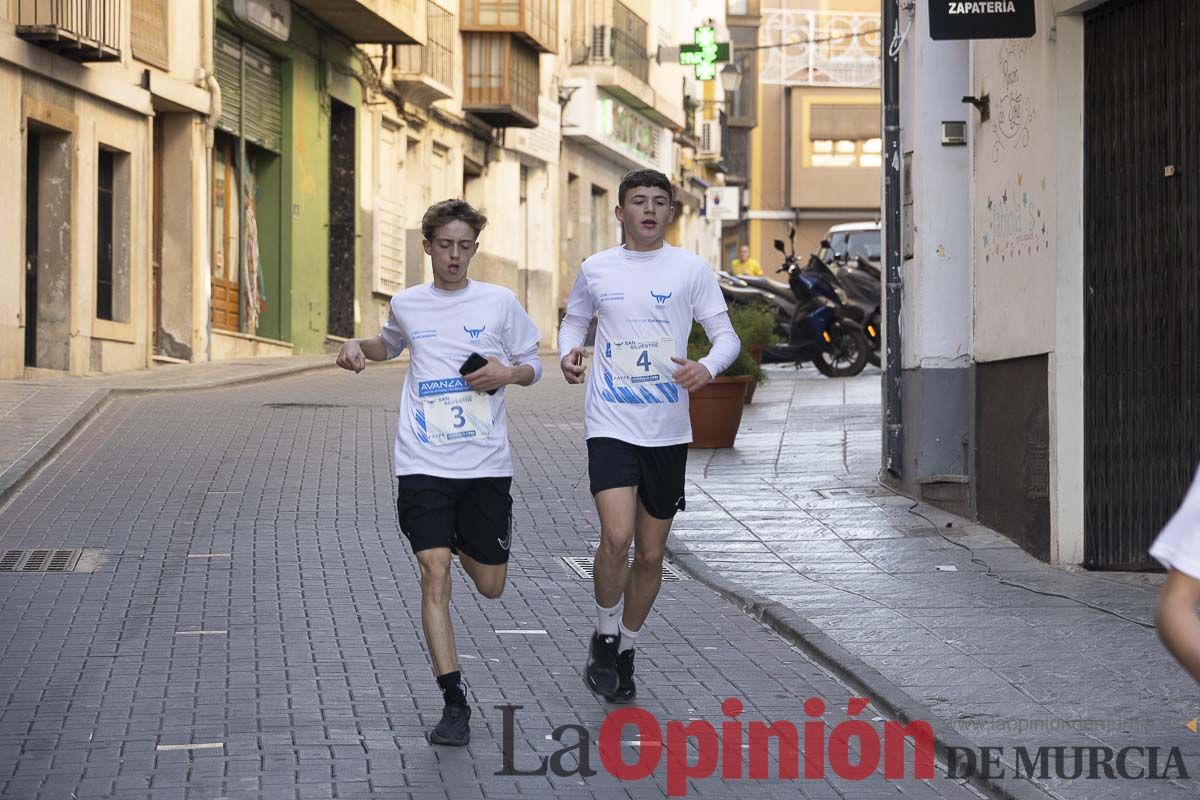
981, 174, 1049, 263
992, 40, 1035, 163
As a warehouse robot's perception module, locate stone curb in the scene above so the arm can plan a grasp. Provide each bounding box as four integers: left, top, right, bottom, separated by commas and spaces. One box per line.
664, 540, 1056, 800
0, 360, 335, 509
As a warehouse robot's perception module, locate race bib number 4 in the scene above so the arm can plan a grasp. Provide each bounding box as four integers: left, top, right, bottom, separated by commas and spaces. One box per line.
418, 377, 493, 446
608, 337, 677, 385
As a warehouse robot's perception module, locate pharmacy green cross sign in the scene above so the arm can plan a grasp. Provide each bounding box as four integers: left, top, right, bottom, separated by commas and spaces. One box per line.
679, 25, 731, 81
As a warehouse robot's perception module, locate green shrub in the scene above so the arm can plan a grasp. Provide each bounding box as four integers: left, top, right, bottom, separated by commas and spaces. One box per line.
687, 301, 779, 385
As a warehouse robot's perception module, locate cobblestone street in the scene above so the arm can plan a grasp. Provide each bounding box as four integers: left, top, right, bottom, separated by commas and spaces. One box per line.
0, 359, 979, 800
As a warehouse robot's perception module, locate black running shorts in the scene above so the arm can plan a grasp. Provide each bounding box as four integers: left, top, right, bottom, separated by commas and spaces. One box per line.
587, 437, 688, 520
395, 474, 514, 565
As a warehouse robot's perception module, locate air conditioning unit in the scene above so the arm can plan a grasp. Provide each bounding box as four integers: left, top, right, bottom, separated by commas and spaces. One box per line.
697, 113, 722, 160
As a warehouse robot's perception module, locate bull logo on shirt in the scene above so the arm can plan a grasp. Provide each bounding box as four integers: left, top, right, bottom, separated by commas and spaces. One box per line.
464, 325, 486, 340
650, 291, 672, 307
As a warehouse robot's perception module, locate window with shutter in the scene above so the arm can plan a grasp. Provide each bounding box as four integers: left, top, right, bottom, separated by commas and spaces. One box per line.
214, 29, 282, 154
242, 43, 283, 153
131, 0, 169, 70
375, 124, 407, 295
215, 30, 243, 138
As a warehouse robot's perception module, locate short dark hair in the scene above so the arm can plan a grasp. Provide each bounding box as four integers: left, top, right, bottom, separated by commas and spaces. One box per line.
618, 169, 674, 206
421, 199, 488, 241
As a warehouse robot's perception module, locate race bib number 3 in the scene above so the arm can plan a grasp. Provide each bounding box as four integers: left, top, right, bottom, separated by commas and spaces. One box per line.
418, 377, 493, 446
609, 337, 677, 385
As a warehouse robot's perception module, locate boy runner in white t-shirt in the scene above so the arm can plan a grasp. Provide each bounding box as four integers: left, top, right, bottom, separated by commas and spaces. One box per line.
558, 169, 741, 703
1151, 466, 1200, 682
336, 199, 543, 745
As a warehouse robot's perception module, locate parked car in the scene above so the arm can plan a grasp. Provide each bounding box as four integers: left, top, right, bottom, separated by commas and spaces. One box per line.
824, 221, 881, 265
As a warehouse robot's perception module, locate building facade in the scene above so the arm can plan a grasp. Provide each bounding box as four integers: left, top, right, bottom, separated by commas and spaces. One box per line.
735, 0, 880, 273
2, 0, 213, 377
889, 0, 1200, 568
3, 0, 738, 379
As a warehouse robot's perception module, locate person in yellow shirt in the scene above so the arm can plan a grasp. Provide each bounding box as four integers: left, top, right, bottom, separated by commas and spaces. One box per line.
730, 244, 763, 277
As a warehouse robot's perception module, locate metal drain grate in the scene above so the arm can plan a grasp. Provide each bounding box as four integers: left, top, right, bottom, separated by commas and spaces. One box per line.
263, 403, 347, 409
562, 556, 688, 582
816, 486, 893, 499
0, 549, 83, 572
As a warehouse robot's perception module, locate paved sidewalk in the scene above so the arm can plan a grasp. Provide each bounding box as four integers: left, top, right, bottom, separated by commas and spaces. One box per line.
679, 366, 1198, 800
0, 356, 335, 505
0, 358, 981, 799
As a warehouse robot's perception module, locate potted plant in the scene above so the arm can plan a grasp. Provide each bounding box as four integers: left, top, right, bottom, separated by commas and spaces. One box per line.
686, 309, 768, 449
729, 303, 779, 405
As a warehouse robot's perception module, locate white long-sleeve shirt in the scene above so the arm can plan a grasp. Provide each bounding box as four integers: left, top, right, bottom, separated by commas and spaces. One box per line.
557, 244, 740, 447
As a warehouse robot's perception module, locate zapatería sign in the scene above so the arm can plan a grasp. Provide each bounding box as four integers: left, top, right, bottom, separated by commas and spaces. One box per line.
928, 0, 1036, 40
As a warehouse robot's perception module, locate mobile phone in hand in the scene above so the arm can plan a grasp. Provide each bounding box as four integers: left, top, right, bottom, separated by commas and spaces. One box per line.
459, 352, 497, 395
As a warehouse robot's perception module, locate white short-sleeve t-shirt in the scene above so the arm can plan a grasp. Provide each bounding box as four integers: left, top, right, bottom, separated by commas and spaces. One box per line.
1150, 466, 1200, 580
379, 280, 541, 479
564, 243, 728, 447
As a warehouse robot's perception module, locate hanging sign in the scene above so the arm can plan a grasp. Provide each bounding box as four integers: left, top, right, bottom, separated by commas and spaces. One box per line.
679, 26, 731, 81
928, 1, 1036, 41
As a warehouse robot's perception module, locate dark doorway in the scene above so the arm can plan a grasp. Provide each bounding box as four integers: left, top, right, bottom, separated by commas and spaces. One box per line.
976, 356, 1050, 561
24, 130, 39, 367
1083, 0, 1200, 568
327, 100, 356, 340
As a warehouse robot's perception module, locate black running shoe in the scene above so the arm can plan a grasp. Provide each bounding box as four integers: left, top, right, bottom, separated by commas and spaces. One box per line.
606, 649, 636, 704
429, 701, 471, 746
585, 632, 620, 697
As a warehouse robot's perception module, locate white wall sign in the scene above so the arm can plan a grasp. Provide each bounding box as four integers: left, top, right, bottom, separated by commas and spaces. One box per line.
704, 187, 740, 221
507, 97, 561, 164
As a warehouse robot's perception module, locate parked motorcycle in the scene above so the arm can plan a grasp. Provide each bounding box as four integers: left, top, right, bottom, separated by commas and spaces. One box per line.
760, 230, 869, 378
810, 242, 882, 368
718, 270, 793, 341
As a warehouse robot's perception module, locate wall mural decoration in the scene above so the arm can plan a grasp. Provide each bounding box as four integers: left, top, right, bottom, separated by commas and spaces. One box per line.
991, 39, 1035, 163
981, 174, 1049, 263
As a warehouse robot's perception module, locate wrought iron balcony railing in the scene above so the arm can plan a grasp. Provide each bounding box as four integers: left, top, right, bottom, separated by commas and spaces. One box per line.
16, 0, 121, 62
393, 0, 455, 103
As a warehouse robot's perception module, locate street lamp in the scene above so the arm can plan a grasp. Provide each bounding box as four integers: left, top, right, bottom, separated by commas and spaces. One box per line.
720, 63, 742, 96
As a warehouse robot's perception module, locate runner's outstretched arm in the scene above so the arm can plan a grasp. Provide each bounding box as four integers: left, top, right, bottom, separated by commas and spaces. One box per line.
696, 311, 740, 378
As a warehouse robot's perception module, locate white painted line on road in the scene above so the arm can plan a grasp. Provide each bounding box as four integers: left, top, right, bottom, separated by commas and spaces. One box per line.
156, 742, 224, 751
175, 630, 227, 636
935, 565, 959, 571
188, 553, 231, 558
494, 629, 548, 635
624, 740, 662, 748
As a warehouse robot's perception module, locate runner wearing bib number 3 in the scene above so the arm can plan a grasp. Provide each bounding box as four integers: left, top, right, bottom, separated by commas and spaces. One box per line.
558, 170, 741, 703
336, 200, 542, 747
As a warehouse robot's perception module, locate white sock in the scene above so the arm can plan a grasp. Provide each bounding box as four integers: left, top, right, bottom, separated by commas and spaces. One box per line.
618, 620, 639, 653
596, 600, 622, 637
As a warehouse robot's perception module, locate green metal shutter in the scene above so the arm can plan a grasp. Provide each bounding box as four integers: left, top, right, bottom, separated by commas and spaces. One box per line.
214, 31, 282, 154
241, 42, 283, 153
215, 29, 242, 139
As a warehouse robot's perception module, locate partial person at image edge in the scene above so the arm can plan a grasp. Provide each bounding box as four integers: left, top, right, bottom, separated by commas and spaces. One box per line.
1151, 465, 1200, 683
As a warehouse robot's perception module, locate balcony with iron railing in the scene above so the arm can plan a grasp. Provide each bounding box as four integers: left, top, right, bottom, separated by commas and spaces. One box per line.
291, 0, 425, 44
566, 0, 682, 130
16, 0, 121, 62
462, 32, 539, 128
392, 0, 454, 104
460, 0, 557, 54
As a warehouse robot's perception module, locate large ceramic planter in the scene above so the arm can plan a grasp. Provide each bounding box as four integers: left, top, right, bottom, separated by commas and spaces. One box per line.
689, 375, 754, 449
745, 344, 765, 405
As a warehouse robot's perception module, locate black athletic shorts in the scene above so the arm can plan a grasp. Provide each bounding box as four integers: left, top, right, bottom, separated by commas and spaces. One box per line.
395, 474, 514, 565
587, 437, 688, 520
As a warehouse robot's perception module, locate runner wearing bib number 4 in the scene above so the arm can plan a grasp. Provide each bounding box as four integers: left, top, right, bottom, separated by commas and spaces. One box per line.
558, 170, 741, 703
336, 200, 542, 747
